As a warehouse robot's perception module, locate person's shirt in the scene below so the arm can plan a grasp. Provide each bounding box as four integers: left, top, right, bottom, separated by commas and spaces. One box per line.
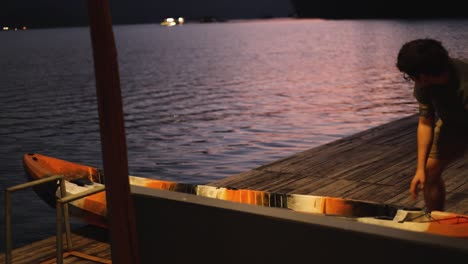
413, 58, 468, 128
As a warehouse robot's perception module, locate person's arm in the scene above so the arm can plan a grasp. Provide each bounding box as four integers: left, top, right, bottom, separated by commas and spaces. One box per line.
410, 115, 434, 199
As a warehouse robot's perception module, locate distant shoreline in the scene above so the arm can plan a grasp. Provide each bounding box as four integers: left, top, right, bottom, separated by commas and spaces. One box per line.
0, 16, 295, 30
3, 16, 468, 31
290, 0, 468, 20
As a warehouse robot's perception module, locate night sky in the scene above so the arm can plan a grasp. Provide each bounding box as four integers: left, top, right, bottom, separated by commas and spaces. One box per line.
2, 0, 296, 28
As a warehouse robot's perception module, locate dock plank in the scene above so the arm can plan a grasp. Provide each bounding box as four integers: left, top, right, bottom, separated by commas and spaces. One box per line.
210, 114, 468, 215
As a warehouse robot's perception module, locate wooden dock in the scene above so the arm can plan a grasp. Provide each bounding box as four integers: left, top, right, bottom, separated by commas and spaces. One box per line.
3, 113, 468, 263
0, 226, 111, 264
209, 114, 468, 215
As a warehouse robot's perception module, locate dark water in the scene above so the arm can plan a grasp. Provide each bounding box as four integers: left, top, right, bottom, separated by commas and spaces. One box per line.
1, 18, 468, 250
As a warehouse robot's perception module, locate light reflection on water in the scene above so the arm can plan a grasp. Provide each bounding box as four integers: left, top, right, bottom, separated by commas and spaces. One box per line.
119, 20, 420, 182
2, 17, 468, 248
2, 19, 468, 185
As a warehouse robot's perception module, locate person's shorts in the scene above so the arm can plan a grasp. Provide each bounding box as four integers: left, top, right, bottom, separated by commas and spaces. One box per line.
429, 119, 468, 160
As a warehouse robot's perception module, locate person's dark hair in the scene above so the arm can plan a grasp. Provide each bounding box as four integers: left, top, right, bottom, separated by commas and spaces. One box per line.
396, 38, 450, 77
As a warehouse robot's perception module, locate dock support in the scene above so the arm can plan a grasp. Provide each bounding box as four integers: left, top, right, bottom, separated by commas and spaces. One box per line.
87, 0, 140, 262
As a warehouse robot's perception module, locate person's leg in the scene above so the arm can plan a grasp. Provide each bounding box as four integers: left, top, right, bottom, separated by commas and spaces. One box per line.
425, 119, 466, 211
423, 158, 449, 211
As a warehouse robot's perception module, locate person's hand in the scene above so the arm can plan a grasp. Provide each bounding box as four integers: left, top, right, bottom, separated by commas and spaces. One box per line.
410, 170, 425, 199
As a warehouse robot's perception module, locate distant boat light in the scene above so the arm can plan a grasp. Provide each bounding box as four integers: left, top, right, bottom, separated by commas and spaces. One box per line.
161, 17, 177, 27
178, 17, 185, 24
22, 26, 27, 30
2, 26, 9, 31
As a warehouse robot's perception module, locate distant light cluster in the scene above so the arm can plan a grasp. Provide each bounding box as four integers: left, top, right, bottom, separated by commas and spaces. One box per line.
160, 17, 185, 27
2, 26, 27, 31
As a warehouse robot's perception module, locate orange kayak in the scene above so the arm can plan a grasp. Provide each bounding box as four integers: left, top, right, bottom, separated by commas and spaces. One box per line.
22, 153, 468, 238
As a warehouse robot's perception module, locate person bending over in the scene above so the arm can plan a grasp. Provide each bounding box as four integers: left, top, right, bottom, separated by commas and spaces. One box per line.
396, 38, 468, 211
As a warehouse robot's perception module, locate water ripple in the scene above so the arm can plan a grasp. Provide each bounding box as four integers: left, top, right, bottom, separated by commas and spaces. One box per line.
2, 19, 468, 186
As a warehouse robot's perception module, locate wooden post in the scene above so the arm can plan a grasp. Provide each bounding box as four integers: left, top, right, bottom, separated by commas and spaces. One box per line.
86, 0, 139, 263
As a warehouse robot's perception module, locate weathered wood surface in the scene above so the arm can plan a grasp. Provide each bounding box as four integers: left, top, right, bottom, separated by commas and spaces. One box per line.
0, 225, 110, 264
210, 114, 468, 214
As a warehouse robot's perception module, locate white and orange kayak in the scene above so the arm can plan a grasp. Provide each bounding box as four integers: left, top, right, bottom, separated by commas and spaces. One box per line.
23, 153, 468, 238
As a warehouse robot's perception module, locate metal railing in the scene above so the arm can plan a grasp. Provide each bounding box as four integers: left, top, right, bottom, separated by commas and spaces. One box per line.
55, 184, 105, 264
4, 175, 105, 264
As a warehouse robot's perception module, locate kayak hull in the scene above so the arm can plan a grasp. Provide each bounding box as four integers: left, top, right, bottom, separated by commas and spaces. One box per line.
22, 153, 468, 237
